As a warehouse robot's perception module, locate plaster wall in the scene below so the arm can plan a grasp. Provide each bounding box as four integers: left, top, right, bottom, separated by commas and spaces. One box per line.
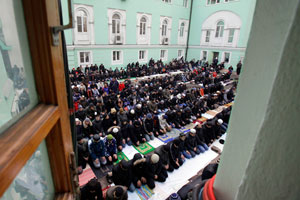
213, 0, 300, 199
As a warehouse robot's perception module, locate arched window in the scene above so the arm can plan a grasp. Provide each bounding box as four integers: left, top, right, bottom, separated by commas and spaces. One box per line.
112, 14, 121, 34
140, 17, 147, 35
179, 22, 185, 37
77, 10, 87, 33
162, 20, 168, 36
215, 21, 224, 38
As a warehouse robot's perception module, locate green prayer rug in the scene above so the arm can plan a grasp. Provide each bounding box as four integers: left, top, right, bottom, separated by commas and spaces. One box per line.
114, 151, 129, 165
133, 142, 155, 155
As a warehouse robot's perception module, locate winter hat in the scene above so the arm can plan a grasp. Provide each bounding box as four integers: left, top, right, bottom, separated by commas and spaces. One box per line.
113, 128, 119, 133
217, 119, 223, 125
107, 134, 113, 140
146, 113, 152, 119
169, 193, 181, 200
179, 132, 186, 137
111, 108, 117, 114
93, 134, 100, 142
190, 129, 196, 134
78, 105, 83, 109
115, 186, 124, 198
84, 118, 91, 123
151, 154, 160, 164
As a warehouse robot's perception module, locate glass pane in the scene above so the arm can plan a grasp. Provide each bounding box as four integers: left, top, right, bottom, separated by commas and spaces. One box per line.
112, 20, 116, 34
83, 17, 87, 32
77, 16, 82, 32
0, 0, 39, 135
85, 52, 90, 63
1, 140, 55, 200
117, 21, 120, 34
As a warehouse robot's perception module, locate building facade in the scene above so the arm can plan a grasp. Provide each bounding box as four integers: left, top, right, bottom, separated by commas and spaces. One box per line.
187, 0, 256, 68
62, 0, 256, 70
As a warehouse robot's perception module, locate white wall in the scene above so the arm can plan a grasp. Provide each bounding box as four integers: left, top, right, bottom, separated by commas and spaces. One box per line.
214, 0, 300, 199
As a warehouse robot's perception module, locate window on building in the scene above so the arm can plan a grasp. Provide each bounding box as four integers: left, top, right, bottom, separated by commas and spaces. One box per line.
160, 50, 167, 60
205, 30, 211, 42
179, 23, 185, 37
140, 17, 147, 35
215, 21, 224, 38
228, 28, 235, 43
201, 51, 207, 60
139, 50, 146, 60
112, 51, 121, 62
162, 20, 168, 36
224, 52, 230, 63
183, 0, 188, 7
79, 52, 90, 64
162, 0, 171, 3
178, 50, 183, 58
112, 14, 121, 34
207, 0, 220, 5
77, 10, 87, 33
225, 0, 237, 2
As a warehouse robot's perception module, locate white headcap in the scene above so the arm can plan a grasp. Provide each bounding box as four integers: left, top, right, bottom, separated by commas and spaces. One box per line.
190, 129, 196, 134
75, 118, 80, 122
145, 84, 148, 87
136, 85, 139, 89
113, 128, 119, 133
217, 119, 223, 124
130, 109, 135, 114
151, 154, 160, 164
136, 104, 142, 109
159, 87, 162, 90
177, 94, 182, 99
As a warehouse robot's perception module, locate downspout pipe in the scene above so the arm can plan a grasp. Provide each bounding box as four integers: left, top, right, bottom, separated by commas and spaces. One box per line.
185, 0, 194, 62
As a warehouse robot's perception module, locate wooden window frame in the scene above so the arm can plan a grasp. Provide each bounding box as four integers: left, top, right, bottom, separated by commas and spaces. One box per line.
0, 0, 74, 199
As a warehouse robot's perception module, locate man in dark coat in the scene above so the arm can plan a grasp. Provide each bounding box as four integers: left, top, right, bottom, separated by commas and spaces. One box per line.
80, 178, 103, 200
106, 185, 128, 200
169, 140, 184, 170
130, 120, 146, 146
154, 144, 174, 172
111, 159, 135, 192
144, 154, 168, 189
131, 153, 147, 188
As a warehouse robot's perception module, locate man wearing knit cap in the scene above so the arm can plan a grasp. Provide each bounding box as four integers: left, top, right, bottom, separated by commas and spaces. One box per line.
185, 129, 201, 157
104, 134, 118, 163
89, 134, 107, 168
106, 185, 128, 200
144, 153, 167, 189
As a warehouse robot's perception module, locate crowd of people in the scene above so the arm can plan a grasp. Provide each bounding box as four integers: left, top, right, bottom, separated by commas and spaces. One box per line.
72, 58, 238, 200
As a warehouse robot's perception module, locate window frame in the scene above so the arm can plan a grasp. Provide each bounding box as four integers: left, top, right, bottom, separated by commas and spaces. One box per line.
76, 10, 88, 33
78, 51, 92, 66
112, 14, 121, 34
205, 30, 211, 42
201, 50, 208, 61
215, 21, 224, 38
0, 0, 75, 198
138, 50, 148, 62
183, 0, 188, 8
223, 52, 231, 63
207, 0, 220, 5
179, 22, 185, 37
162, 20, 168, 36
140, 17, 147, 35
112, 50, 123, 64
228, 28, 235, 43
160, 49, 168, 61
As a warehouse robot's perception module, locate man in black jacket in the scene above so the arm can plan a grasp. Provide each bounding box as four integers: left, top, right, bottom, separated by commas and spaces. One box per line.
131, 153, 147, 188
144, 154, 167, 189
169, 140, 184, 170
80, 178, 103, 200
154, 144, 174, 172
111, 159, 135, 192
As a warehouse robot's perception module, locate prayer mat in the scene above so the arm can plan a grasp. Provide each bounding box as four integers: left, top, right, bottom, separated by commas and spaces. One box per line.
79, 166, 97, 187
206, 110, 218, 117
224, 102, 234, 107
136, 185, 154, 200
133, 142, 155, 155
196, 117, 207, 123
114, 151, 129, 165
158, 134, 174, 143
